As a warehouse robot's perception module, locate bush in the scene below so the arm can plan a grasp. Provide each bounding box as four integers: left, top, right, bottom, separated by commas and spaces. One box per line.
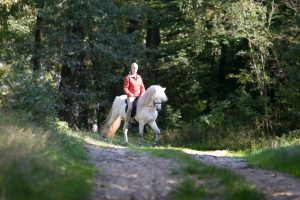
0, 110, 95, 200
1, 67, 59, 122
161, 122, 300, 151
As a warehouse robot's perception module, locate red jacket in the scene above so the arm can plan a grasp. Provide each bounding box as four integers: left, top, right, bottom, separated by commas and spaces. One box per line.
123, 74, 145, 97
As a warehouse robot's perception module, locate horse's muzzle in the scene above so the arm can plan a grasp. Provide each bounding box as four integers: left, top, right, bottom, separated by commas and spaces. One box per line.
154, 102, 162, 112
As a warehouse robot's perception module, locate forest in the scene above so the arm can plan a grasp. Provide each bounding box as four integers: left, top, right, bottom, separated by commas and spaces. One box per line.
1, 0, 300, 148
1, 0, 300, 199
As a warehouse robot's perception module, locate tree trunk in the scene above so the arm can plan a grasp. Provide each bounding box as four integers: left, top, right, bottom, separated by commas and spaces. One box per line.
59, 64, 73, 124
127, 19, 139, 34
146, 19, 160, 48
72, 23, 89, 130
146, 19, 161, 82
33, 14, 42, 72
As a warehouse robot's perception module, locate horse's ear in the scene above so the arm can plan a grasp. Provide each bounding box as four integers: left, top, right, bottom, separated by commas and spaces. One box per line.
163, 87, 166, 91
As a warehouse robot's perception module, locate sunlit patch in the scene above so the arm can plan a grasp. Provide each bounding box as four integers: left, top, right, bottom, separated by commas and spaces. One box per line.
273, 191, 298, 196
182, 149, 229, 157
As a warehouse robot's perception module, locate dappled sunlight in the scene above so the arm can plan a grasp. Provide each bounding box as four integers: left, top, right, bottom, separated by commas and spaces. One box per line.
83, 136, 127, 149
273, 191, 300, 197
67, 131, 128, 149
182, 149, 229, 157
122, 173, 138, 179
109, 183, 135, 192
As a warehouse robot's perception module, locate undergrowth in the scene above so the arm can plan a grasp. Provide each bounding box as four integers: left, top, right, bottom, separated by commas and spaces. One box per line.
0, 110, 95, 200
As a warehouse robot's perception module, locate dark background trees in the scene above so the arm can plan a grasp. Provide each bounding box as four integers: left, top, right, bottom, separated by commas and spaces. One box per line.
1, 0, 299, 148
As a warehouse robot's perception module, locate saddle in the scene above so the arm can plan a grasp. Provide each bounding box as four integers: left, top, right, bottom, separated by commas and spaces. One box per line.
125, 97, 139, 118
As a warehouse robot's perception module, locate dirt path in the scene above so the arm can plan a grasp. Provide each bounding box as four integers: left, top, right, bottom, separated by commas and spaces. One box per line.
183, 149, 300, 200
85, 144, 300, 200
85, 144, 183, 200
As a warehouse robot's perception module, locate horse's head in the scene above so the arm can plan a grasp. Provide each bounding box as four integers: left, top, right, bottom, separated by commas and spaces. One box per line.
153, 86, 168, 112
138, 85, 168, 112
152, 86, 168, 112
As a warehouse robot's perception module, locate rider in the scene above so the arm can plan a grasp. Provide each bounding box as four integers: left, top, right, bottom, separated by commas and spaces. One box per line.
123, 62, 145, 128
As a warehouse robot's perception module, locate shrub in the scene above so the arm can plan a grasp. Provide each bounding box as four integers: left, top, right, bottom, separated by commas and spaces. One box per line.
2, 68, 59, 122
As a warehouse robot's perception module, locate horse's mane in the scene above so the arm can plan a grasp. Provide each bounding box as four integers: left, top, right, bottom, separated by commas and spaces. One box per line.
138, 85, 168, 107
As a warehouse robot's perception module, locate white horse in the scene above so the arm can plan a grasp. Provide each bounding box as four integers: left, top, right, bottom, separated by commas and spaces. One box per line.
101, 85, 168, 146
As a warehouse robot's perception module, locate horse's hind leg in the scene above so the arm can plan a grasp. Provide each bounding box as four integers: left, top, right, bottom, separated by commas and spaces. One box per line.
148, 121, 160, 146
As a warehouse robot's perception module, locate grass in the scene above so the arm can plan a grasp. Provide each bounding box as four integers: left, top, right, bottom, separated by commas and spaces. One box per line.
162, 125, 300, 179
0, 111, 95, 200
237, 144, 300, 178
161, 125, 300, 151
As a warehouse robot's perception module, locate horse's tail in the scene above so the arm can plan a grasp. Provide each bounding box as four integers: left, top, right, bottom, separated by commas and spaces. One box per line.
100, 98, 122, 138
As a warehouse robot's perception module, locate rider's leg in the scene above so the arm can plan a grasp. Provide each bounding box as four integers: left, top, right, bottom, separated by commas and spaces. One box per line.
125, 96, 135, 129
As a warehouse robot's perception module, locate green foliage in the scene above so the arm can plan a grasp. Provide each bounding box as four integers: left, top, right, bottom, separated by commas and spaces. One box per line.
0, 110, 95, 200
243, 144, 300, 178
1, 0, 300, 146
162, 123, 300, 151
162, 124, 260, 151
2, 69, 59, 122
0, 66, 7, 80
172, 179, 206, 200
159, 104, 182, 129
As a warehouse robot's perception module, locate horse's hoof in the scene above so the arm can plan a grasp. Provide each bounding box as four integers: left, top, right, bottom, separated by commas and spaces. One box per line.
153, 142, 160, 147
122, 141, 129, 146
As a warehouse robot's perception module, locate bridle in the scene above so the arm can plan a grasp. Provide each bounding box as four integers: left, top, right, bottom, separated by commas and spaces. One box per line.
147, 101, 162, 107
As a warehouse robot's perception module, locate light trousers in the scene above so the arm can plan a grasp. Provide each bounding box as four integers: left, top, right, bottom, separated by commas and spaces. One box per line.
125, 96, 135, 128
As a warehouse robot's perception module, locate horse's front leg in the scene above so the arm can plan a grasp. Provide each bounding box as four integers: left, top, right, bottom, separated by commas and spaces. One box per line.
123, 122, 129, 144
138, 121, 145, 146
148, 121, 160, 146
